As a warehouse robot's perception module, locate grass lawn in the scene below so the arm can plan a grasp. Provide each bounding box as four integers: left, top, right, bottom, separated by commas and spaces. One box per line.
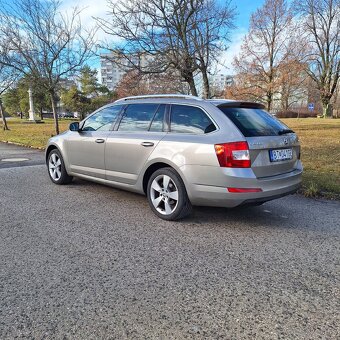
282, 118, 340, 198
1, 117, 339, 198
0, 118, 70, 149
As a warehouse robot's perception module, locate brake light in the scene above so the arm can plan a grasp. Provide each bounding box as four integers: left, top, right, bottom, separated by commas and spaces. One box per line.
214, 141, 251, 168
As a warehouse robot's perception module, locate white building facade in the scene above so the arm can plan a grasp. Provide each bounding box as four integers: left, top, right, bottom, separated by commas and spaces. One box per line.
100, 52, 151, 91
100, 53, 127, 91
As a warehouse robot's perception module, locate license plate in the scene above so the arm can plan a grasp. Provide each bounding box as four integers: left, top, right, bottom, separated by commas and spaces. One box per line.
269, 148, 293, 162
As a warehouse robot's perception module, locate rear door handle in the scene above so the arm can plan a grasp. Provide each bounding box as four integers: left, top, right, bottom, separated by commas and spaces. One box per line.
141, 141, 154, 147
95, 139, 105, 144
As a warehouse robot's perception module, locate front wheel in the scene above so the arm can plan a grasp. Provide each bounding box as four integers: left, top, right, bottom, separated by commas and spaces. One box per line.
147, 167, 192, 220
47, 149, 73, 184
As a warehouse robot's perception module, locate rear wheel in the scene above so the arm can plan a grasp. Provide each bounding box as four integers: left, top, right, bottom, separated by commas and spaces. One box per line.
47, 149, 73, 184
147, 167, 192, 220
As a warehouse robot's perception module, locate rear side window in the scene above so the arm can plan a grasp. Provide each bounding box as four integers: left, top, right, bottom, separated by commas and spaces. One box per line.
149, 104, 166, 132
118, 104, 159, 131
218, 107, 292, 137
170, 105, 216, 134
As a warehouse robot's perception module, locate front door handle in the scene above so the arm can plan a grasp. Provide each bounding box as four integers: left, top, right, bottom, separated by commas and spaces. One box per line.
141, 141, 154, 147
95, 139, 105, 144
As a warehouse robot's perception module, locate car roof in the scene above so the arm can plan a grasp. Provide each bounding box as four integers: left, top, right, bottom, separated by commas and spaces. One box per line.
112, 94, 265, 109
207, 99, 265, 109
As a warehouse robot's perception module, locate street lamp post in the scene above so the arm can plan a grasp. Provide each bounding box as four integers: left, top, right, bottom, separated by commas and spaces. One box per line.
28, 85, 35, 121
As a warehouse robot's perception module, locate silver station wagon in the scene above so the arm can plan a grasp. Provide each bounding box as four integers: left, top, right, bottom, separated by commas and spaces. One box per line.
46, 94, 302, 220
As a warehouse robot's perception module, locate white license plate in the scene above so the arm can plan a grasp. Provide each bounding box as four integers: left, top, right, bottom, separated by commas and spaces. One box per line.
269, 148, 293, 162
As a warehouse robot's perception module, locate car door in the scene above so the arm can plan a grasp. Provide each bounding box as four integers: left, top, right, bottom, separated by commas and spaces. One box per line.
105, 103, 167, 184
64, 105, 123, 179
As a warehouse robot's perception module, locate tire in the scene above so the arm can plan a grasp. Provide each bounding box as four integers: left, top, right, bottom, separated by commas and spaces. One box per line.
47, 149, 73, 185
147, 167, 192, 221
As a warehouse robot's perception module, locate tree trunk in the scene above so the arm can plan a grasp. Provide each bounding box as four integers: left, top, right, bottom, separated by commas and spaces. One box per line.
50, 92, 60, 134
267, 92, 272, 112
201, 69, 211, 99
40, 107, 44, 120
0, 99, 10, 131
321, 99, 332, 118
283, 95, 289, 112
183, 72, 198, 97
189, 80, 198, 97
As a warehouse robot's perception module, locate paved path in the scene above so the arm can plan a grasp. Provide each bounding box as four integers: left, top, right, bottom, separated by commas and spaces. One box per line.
0, 142, 45, 169
0, 143, 339, 339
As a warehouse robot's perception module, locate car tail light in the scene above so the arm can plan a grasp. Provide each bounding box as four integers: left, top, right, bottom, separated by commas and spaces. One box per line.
214, 142, 251, 168
227, 187, 262, 193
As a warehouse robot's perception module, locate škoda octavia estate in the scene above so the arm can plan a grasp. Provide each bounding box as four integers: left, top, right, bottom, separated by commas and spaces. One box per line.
46, 95, 302, 220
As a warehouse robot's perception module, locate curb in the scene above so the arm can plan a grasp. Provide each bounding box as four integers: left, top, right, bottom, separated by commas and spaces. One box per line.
0, 140, 45, 151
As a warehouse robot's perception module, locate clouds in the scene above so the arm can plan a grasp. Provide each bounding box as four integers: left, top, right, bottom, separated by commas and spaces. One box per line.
60, 0, 111, 41
218, 29, 247, 75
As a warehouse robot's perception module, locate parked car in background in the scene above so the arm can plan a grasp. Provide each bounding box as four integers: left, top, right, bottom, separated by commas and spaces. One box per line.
46, 94, 302, 220
58, 112, 75, 118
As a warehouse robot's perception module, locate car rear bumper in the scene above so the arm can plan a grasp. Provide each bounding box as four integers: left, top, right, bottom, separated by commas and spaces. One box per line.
183, 166, 302, 208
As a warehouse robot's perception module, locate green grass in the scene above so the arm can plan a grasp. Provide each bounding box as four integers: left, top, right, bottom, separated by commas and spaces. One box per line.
1, 117, 340, 198
0, 118, 70, 149
282, 118, 340, 199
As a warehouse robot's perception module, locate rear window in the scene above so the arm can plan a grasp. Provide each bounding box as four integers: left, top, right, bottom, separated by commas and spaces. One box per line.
218, 107, 292, 137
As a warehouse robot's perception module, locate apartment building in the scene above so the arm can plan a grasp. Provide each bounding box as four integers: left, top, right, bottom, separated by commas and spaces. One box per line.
100, 52, 150, 91
210, 74, 234, 91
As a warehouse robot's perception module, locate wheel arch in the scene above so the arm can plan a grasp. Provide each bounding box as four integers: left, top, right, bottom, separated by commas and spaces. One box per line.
45, 144, 61, 164
142, 162, 171, 194
142, 160, 189, 195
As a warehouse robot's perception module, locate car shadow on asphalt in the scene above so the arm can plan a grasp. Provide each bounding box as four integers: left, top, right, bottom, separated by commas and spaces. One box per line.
68, 178, 297, 229
186, 204, 294, 227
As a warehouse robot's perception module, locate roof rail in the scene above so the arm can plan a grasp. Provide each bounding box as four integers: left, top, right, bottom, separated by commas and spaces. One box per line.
115, 94, 203, 103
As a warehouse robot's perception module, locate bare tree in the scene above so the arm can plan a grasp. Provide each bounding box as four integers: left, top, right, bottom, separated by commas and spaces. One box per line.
96, 0, 235, 98
233, 0, 299, 111
277, 59, 309, 110
294, 0, 340, 117
115, 69, 190, 98
0, 64, 18, 130
188, 0, 235, 98
0, 0, 96, 134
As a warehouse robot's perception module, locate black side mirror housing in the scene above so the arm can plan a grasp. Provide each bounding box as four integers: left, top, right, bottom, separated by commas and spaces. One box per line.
69, 122, 80, 132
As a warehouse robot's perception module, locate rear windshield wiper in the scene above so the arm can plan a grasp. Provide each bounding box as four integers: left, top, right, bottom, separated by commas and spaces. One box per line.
278, 129, 294, 135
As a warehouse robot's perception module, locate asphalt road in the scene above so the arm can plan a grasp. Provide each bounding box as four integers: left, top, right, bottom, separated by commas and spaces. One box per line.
0, 143, 339, 339
0, 142, 45, 169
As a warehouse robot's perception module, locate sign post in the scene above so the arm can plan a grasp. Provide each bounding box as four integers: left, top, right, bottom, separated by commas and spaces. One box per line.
308, 103, 315, 112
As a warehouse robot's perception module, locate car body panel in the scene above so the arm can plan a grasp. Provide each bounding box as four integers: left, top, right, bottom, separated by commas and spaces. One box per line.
105, 131, 167, 184
246, 135, 301, 178
62, 130, 112, 179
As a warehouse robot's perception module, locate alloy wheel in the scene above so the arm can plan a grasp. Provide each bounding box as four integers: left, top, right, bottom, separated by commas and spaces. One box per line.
49, 153, 62, 181
150, 174, 179, 215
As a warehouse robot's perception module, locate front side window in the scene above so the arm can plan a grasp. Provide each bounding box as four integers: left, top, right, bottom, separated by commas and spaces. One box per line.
170, 105, 216, 134
82, 105, 122, 131
118, 104, 159, 131
218, 107, 293, 137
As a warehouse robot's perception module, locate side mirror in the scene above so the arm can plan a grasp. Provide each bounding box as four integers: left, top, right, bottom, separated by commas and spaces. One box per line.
69, 122, 80, 132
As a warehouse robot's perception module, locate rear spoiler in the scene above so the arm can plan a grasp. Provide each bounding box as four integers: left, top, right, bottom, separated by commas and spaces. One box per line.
216, 102, 265, 110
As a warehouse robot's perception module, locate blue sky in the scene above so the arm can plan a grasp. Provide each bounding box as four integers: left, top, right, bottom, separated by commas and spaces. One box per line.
63, 0, 266, 75
218, 0, 265, 73
233, 0, 264, 29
